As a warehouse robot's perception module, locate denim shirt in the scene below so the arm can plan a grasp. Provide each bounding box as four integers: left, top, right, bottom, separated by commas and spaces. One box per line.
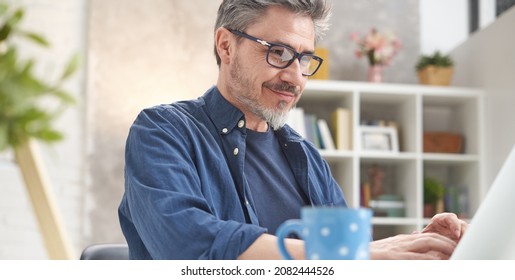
118, 86, 347, 259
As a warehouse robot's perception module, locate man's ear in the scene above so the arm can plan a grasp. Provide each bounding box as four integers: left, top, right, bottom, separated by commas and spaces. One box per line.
215, 27, 232, 65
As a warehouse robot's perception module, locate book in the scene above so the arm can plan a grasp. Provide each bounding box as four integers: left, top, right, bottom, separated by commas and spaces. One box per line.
331, 108, 352, 150
369, 194, 406, 217
445, 185, 469, 219
317, 118, 335, 150
286, 107, 306, 138
360, 182, 371, 208
304, 114, 321, 148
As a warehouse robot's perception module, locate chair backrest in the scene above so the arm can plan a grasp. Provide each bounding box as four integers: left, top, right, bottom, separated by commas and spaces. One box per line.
80, 243, 129, 260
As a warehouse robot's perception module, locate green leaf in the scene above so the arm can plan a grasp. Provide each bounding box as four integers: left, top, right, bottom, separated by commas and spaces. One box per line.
0, 3, 8, 16
8, 8, 24, 27
19, 31, 49, 47
34, 128, 63, 142
51, 89, 76, 104
0, 122, 8, 151
60, 53, 80, 81
415, 50, 454, 72
0, 2, 77, 149
0, 22, 12, 41
0, 7, 24, 42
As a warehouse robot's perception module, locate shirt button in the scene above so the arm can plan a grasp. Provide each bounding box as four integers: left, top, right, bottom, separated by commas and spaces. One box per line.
237, 120, 245, 128
222, 128, 228, 134
233, 148, 239, 156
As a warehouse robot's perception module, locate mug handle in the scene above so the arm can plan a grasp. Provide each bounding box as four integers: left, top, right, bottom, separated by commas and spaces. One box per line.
276, 219, 303, 260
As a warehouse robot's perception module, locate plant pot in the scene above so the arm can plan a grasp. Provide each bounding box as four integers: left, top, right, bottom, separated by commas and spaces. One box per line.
417, 66, 453, 86
423, 203, 435, 218
424, 198, 445, 218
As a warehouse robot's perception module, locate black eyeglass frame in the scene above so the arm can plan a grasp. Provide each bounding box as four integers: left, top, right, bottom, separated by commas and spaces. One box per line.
227, 28, 323, 77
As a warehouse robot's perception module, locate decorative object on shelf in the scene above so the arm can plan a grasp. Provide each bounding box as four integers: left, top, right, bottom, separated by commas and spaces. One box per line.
359, 125, 399, 153
416, 51, 454, 86
445, 185, 469, 219
367, 164, 385, 198
423, 177, 445, 218
423, 132, 463, 153
0, 2, 79, 259
310, 47, 329, 80
351, 28, 402, 83
367, 64, 383, 83
369, 194, 405, 218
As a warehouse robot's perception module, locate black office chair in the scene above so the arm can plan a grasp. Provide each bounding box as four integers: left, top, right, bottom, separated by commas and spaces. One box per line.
79, 243, 129, 260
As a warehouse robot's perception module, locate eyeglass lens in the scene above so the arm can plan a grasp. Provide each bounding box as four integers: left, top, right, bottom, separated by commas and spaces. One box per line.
267, 45, 320, 76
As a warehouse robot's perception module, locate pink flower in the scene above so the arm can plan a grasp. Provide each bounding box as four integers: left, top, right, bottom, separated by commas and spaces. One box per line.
351, 28, 402, 66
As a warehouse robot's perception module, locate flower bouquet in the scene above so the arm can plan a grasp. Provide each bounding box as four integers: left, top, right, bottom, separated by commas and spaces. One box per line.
351, 28, 402, 82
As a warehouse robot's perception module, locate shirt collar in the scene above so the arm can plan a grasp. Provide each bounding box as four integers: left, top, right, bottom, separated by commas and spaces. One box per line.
201, 86, 304, 142
203, 86, 245, 134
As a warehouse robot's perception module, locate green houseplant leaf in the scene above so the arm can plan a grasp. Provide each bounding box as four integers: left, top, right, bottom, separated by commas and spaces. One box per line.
423, 177, 445, 205
0, 2, 78, 152
415, 51, 454, 72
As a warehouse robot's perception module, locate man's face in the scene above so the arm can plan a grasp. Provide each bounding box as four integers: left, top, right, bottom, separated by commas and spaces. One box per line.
225, 6, 315, 130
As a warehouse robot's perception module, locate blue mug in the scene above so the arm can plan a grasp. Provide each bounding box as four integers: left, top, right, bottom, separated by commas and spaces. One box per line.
276, 207, 372, 260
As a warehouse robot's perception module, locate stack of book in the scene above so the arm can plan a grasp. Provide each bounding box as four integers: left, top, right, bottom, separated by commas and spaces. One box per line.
286, 107, 352, 150
369, 197, 405, 217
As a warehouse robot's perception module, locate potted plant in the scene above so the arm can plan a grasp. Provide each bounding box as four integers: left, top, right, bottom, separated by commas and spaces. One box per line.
351, 28, 402, 83
0, 2, 78, 259
423, 177, 445, 218
415, 51, 454, 86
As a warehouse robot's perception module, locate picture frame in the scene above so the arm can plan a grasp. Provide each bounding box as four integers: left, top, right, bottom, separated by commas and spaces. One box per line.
359, 125, 399, 152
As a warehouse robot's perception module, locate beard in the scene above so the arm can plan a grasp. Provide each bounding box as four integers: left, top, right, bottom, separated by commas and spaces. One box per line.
229, 54, 300, 130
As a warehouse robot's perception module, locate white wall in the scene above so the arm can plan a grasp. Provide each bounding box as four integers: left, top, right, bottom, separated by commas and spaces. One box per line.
450, 7, 515, 191
420, 0, 469, 55
419, 0, 496, 55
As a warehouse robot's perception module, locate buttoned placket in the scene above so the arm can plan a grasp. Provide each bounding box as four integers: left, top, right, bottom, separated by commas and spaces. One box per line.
220, 118, 260, 225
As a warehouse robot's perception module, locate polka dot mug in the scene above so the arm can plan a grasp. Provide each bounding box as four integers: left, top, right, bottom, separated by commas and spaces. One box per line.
276, 207, 372, 260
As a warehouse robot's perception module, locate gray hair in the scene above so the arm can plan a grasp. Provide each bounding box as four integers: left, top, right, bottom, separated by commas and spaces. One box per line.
214, 0, 331, 66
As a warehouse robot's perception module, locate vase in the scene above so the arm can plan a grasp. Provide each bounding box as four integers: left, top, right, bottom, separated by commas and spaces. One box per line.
368, 65, 383, 83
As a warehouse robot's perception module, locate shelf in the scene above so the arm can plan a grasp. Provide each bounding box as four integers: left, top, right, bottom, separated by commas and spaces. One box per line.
372, 217, 419, 226
318, 149, 353, 159
359, 152, 417, 161
423, 153, 479, 163
298, 80, 484, 231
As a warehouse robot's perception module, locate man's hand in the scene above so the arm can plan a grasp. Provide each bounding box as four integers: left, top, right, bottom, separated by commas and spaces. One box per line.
370, 232, 457, 260
421, 212, 468, 242
370, 213, 468, 260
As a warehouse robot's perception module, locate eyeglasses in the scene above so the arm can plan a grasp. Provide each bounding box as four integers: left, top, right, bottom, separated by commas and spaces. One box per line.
228, 28, 323, 77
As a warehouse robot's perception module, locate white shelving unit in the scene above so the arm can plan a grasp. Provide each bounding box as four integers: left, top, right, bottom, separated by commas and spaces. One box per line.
299, 80, 485, 239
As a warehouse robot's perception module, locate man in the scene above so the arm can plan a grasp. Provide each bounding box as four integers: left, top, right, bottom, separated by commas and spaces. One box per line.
119, 0, 467, 260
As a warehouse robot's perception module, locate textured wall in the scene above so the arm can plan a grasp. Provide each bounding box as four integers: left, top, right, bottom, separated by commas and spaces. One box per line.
322, 0, 419, 83
86, 0, 220, 245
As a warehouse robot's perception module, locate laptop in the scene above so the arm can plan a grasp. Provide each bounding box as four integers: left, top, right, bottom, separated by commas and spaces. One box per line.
451, 144, 515, 259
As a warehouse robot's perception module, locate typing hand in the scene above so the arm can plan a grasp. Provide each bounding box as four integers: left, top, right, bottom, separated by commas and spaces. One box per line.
370, 232, 457, 260
421, 212, 468, 242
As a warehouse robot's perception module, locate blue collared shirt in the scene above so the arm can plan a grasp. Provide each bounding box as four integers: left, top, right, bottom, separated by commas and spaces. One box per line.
118, 86, 347, 259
